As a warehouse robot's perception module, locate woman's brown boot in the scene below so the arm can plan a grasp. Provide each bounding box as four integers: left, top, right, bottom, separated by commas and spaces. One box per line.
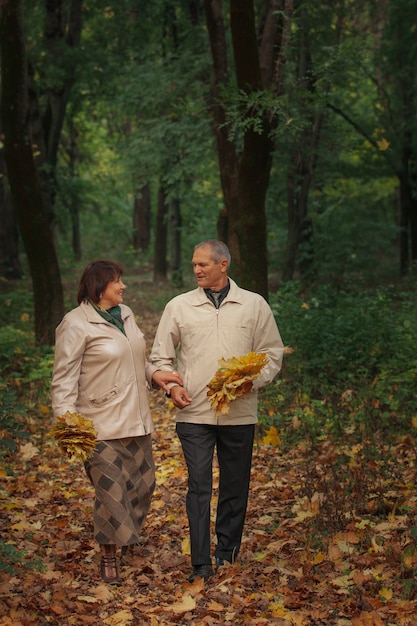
100, 544, 121, 585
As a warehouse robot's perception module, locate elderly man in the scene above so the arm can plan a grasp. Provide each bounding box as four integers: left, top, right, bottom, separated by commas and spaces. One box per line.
150, 240, 284, 582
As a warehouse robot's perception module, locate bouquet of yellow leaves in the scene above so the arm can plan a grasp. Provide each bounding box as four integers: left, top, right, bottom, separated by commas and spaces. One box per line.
49, 411, 97, 462
207, 351, 268, 416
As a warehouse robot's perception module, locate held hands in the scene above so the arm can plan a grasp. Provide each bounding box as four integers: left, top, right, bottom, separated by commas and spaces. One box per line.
169, 384, 192, 409
152, 369, 183, 395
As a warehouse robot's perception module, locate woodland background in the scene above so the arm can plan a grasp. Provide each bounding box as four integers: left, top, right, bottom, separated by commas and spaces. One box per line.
0, 0, 417, 624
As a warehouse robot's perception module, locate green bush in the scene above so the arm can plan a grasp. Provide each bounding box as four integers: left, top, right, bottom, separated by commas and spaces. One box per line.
0, 377, 29, 457
264, 281, 417, 444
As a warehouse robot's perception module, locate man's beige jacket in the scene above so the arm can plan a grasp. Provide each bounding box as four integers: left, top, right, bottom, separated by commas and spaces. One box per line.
150, 278, 284, 425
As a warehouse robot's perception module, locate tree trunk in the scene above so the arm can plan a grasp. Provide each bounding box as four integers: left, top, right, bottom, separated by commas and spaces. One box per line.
0, 0, 64, 345
398, 170, 411, 276
38, 0, 83, 226
282, 116, 323, 282
170, 197, 182, 286
0, 102, 22, 279
43, 0, 83, 167
67, 116, 81, 261
204, 0, 293, 299
133, 183, 151, 251
153, 186, 168, 281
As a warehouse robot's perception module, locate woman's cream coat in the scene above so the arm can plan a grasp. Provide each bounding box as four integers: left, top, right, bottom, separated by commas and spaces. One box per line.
51, 301, 157, 440
149, 278, 285, 425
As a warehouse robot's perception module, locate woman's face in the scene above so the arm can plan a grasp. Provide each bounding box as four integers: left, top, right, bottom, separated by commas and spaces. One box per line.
98, 276, 126, 309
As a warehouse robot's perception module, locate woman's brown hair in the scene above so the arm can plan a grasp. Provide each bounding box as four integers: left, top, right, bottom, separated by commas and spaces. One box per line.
77, 260, 125, 305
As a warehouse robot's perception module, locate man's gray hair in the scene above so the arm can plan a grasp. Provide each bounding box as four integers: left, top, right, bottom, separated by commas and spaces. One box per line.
195, 239, 231, 266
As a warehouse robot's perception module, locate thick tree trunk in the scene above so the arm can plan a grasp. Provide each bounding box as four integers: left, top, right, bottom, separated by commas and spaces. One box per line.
0, 106, 22, 279
37, 0, 83, 226
0, 0, 64, 345
227, 0, 272, 297
43, 0, 83, 167
0, 177, 22, 280
204, 0, 292, 299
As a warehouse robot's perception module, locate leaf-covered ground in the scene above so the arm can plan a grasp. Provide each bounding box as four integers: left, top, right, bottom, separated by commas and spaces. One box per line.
2, 398, 417, 626
1, 281, 417, 625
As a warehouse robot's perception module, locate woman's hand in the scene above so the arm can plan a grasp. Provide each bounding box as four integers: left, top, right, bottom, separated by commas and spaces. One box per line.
152, 369, 183, 395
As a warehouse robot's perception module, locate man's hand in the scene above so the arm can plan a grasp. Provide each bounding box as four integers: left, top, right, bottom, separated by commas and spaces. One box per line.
152, 370, 183, 394
170, 385, 192, 409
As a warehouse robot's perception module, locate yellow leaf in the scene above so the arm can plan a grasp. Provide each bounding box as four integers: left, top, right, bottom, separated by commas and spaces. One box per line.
262, 425, 281, 447
312, 551, 326, 565
207, 600, 226, 611
181, 536, 191, 556
11, 521, 30, 531
269, 601, 287, 617
77, 595, 98, 603
20, 442, 39, 460
376, 138, 390, 151
170, 594, 196, 614
332, 574, 353, 589
103, 609, 134, 625
379, 587, 393, 601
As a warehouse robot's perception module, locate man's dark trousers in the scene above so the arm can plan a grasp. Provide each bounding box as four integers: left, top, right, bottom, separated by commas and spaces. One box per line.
176, 422, 255, 566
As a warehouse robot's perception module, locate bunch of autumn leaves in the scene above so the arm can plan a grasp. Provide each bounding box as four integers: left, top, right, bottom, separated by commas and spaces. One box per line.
49, 352, 267, 460
207, 351, 268, 416
49, 412, 98, 462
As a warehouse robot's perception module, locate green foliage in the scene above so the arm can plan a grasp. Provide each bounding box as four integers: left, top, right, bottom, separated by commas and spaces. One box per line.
262, 280, 417, 445
0, 378, 29, 457
0, 326, 54, 386
0, 542, 44, 580
0, 283, 54, 579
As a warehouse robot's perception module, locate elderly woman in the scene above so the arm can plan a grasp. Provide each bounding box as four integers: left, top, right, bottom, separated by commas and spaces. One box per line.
51, 260, 181, 585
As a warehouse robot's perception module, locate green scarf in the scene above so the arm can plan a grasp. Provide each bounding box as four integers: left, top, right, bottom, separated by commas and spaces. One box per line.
93, 303, 126, 335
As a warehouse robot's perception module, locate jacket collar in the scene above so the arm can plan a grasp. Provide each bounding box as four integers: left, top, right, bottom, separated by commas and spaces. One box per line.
80, 300, 131, 323
191, 278, 242, 306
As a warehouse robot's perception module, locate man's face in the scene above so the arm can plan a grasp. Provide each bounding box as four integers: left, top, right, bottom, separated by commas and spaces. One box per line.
192, 245, 228, 291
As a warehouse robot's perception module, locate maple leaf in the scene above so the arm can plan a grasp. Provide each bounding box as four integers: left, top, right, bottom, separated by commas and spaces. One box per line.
262, 425, 281, 447
207, 352, 268, 416
170, 594, 196, 614
376, 138, 390, 151
48, 411, 97, 462
103, 610, 134, 625
20, 442, 40, 460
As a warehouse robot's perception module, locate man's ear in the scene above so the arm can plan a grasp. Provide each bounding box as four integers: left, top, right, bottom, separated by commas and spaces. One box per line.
220, 259, 228, 273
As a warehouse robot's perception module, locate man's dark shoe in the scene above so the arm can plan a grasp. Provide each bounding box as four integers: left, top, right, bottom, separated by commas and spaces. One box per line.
214, 546, 238, 569
188, 564, 214, 583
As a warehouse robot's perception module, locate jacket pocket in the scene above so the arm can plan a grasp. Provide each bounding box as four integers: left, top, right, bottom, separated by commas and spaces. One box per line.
88, 385, 119, 407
